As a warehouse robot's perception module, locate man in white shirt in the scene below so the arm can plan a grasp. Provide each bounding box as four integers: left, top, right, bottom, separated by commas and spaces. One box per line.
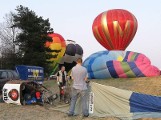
68, 58, 89, 117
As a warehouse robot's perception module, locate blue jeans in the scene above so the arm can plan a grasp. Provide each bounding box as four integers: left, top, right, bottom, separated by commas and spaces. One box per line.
69, 88, 89, 116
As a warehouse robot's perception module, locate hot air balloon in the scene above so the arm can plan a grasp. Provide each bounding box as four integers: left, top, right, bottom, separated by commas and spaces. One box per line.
46, 33, 66, 74
59, 40, 83, 72
83, 51, 160, 79
92, 9, 138, 50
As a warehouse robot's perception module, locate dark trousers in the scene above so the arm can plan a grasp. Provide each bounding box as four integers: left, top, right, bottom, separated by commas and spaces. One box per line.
59, 82, 66, 101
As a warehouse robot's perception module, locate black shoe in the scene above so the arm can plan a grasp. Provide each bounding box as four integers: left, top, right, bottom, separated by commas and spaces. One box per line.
68, 113, 73, 116
83, 114, 89, 117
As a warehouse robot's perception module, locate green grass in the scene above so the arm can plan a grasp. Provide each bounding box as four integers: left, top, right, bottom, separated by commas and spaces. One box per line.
43, 80, 57, 88
43, 76, 161, 95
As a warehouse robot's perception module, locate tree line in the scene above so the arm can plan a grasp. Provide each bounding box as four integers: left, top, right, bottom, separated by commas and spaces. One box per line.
0, 5, 55, 76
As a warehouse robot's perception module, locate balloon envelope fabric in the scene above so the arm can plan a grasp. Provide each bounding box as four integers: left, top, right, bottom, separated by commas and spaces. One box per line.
46, 33, 66, 62
53, 82, 161, 119
83, 51, 160, 79
90, 82, 161, 119
92, 9, 138, 50
46, 33, 66, 74
59, 40, 83, 72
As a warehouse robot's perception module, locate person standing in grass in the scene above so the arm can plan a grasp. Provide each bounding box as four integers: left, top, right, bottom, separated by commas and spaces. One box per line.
57, 66, 68, 102
68, 58, 89, 117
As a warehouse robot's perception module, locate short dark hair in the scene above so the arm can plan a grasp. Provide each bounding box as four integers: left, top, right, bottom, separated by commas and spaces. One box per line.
77, 58, 82, 63
61, 66, 65, 68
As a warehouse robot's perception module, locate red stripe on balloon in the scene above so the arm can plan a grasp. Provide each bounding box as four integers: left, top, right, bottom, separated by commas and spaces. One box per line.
113, 61, 127, 78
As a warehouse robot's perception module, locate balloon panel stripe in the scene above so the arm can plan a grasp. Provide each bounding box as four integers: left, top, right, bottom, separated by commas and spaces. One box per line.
101, 12, 114, 49
106, 61, 119, 78
123, 51, 131, 61
120, 62, 136, 77
129, 52, 137, 61
113, 61, 127, 78
129, 62, 145, 77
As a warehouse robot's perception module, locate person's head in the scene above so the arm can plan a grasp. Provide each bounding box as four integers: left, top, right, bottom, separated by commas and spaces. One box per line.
76, 58, 83, 64
61, 66, 65, 72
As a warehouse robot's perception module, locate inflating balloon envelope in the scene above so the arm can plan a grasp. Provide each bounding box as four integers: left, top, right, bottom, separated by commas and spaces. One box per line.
46, 33, 66, 74
83, 51, 160, 79
59, 40, 83, 72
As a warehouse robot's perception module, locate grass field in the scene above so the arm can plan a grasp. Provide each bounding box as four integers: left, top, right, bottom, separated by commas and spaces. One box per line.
0, 76, 161, 120
44, 76, 161, 95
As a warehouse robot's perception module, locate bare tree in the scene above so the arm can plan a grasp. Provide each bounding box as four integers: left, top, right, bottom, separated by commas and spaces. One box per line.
0, 12, 20, 53
0, 12, 21, 69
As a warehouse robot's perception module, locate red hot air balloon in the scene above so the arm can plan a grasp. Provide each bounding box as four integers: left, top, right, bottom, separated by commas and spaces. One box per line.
92, 9, 138, 50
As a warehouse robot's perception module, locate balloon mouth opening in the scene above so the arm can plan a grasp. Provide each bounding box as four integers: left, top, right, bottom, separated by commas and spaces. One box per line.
105, 48, 126, 51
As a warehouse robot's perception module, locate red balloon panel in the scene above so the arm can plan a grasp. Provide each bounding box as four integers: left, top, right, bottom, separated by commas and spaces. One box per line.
92, 9, 138, 50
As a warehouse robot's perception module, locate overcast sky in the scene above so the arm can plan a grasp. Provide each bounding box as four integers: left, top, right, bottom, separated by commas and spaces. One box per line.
0, 0, 161, 69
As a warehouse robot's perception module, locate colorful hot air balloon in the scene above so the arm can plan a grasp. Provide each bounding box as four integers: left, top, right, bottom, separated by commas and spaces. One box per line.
83, 51, 160, 79
46, 33, 66, 74
59, 40, 83, 72
92, 9, 138, 50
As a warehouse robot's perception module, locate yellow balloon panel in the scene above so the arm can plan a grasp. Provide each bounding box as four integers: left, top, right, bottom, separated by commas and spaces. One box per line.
46, 33, 66, 63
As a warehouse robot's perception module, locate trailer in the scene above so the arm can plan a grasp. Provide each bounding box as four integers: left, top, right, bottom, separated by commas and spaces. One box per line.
16, 65, 44, 84
3, 80, 57, 105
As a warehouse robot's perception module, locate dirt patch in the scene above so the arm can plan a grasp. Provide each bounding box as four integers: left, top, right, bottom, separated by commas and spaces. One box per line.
0, 103, 114, 120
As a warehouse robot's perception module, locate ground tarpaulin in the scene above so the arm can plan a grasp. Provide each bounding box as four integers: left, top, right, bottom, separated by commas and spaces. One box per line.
52, 82, 161, 120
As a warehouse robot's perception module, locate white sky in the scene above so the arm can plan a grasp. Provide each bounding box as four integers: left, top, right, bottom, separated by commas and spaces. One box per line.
0, 0, 161, 69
